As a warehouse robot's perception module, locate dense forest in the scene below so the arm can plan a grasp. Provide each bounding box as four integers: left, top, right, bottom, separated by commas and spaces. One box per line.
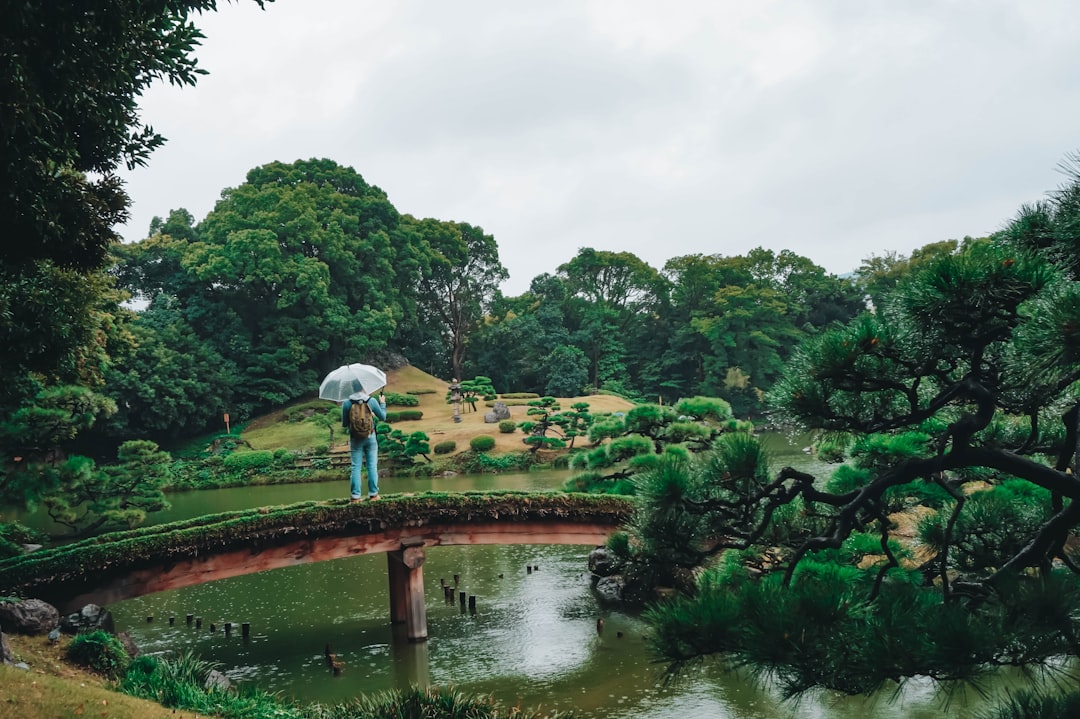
99, 156, 901, 440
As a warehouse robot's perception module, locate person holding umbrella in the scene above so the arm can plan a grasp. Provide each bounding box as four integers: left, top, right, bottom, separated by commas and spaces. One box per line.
320, 364, 388, 502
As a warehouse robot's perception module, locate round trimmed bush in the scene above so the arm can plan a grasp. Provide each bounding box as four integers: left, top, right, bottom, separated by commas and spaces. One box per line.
222, 450, 274, 471
470, 435, 496, 452
434, 440, 457, 455
498, 420, 517, 434
66, 630, 131, 678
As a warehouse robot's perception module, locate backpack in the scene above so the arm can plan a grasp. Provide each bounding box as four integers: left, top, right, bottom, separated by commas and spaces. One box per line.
348, 400, 374, 440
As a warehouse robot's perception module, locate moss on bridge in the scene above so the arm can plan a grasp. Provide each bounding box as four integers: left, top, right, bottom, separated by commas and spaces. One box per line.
0, 491, 632, 601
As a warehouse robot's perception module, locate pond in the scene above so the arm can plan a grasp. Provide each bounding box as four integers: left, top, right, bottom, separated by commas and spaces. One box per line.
3, 433, 1041, 717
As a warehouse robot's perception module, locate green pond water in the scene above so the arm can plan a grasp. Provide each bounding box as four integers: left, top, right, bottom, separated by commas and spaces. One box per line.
4, 434, 1051, 717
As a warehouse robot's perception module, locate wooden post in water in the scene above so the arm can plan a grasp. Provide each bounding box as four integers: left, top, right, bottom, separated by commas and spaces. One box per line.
387, 538, 428, 642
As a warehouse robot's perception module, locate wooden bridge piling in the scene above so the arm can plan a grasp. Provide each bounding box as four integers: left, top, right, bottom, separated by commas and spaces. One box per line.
387, 537, 428, 642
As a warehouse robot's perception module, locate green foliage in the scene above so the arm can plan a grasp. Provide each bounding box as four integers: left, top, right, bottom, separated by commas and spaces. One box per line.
380, 429, 432, 465
470, 435, 496, 452
673, 396, 733, 422
498, 420, 517, 433
384, 409, 423, 422
0, 522, 45, 559
41, 439, 172, 536
222, 450, 275, 472
67, 630, 131, 678
919, 480, 1054, 573
639, 160, 1080, 699
975, 688, 1080, 719
542, 344, 590, 396
330, 685, 573, 719
500, 392, 539, 399
406, 388, 437, 395
814, 433, 851, 463
383, 392, 419, 407
121, 650, 298, 717
3, 1, 247, 271
433, 440, 457, 455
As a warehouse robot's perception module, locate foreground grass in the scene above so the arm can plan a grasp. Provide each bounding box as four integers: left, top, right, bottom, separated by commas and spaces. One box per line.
2, 635, 205, 719
3, 633, 572, 719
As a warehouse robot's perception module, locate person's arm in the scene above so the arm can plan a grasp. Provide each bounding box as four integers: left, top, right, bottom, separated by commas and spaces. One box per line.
369, 395, 387, 421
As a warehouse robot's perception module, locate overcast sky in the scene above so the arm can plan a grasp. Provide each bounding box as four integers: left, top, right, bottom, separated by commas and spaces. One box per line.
117, 0, 1080, 295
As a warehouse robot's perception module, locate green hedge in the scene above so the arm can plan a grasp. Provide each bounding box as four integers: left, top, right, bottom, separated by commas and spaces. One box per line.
384, 392, 419, 407
222, 450, 274, 471
434, 440, 457, 455
498, 420, 517, 434
385, 410, 423, 422
407, 388, 437, 395
470, 435, 496, 452
500, 392, 539, 399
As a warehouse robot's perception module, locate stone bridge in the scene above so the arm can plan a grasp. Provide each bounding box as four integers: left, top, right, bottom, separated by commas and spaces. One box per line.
0, 491, 631, 642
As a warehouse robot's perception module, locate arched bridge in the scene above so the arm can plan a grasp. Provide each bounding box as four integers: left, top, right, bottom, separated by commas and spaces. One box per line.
0, 491, 631, 642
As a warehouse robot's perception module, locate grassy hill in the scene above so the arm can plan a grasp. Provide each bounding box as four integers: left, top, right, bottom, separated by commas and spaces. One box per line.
240, 365, 637, 458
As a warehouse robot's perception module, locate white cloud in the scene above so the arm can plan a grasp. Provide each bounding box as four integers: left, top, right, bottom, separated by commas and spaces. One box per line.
118, 0, 1080, 294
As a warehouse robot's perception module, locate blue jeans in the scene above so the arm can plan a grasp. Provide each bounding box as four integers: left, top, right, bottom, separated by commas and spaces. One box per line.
349, 435, 379, 498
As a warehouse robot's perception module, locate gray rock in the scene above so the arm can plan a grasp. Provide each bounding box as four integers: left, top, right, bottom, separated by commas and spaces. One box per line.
491, 402, 511, 421
594, 575, 627, 604
588, 546, 618, 577
14, 662, 30, 671
205, 669, 232, 692
484, 411, 498, 423
1, 631, 13, 665
116, 631, 140, 658
60, 604, 114, 635
0, 598, 59, 635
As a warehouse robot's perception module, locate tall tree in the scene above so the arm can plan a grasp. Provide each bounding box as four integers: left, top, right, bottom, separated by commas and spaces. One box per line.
557, 248, 665, 391
114, 159, 410, 417
403, 217, 507, 380
0, 0, 272, 521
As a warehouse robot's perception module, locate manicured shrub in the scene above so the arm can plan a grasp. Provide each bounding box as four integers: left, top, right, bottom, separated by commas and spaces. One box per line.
385, 410, 424, 423
434, 440, 457, 455
407, 388, 437, 395
500, 392, 539, 399
470, 435, 496, 452
384, 391, 419, 407
67, 630, 131, 678
222, 450, 274, 471
498, 420, 517, 434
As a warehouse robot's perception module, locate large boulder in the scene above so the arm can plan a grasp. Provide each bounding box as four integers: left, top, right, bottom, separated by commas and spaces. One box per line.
491, 402, 511, 421
116, 631, 140, 658
593, 575, 627, 604
205, 668, 233, 692
60, 604, 114, 635
0, 598, 59, 635
588, 546, 619, 577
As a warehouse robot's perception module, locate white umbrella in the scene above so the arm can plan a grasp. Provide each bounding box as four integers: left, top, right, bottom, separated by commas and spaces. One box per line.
319, 363, 387, 402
